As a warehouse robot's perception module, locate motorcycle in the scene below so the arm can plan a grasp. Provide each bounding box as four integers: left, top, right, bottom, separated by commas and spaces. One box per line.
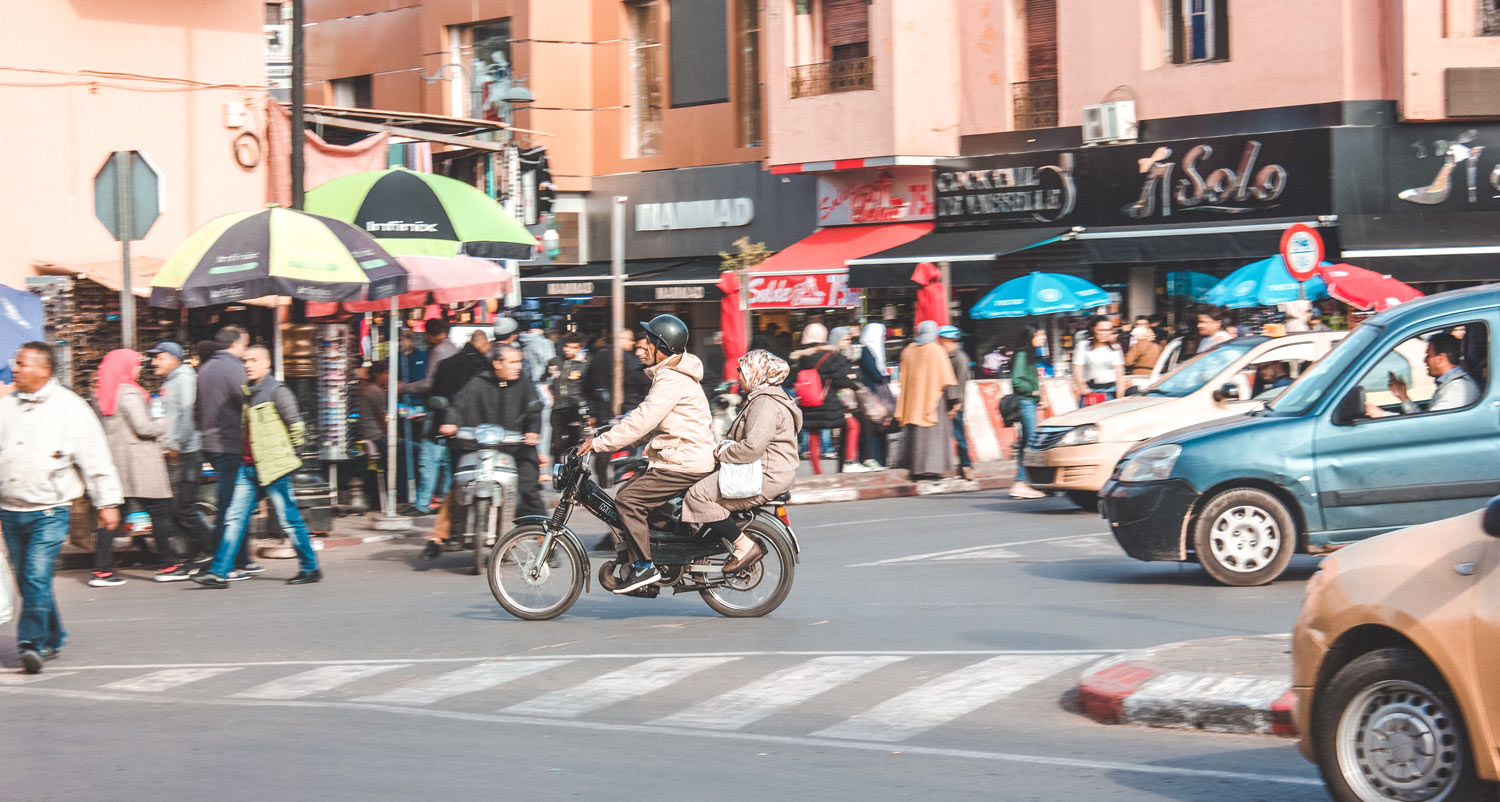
486, 441, 800, 621
449, 423, 524, 575
710, 380, 742, 440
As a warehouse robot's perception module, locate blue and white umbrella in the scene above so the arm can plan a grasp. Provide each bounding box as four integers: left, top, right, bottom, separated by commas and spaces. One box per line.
0, 283, 42, 383
1204, 257, 1329, 309
970, 272, 1110, 319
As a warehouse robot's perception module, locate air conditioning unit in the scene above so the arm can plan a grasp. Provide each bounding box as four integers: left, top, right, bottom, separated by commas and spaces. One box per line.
1081, 101, 1138, 145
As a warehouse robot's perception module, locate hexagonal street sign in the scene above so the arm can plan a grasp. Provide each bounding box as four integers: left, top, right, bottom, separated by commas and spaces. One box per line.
94, 150, 162, 242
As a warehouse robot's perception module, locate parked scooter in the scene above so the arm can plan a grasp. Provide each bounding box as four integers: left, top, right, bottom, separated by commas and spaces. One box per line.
486, 436, 800, 620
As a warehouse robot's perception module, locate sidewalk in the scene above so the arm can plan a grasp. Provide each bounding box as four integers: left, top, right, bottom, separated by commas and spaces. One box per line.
1073, 634, 1297, 737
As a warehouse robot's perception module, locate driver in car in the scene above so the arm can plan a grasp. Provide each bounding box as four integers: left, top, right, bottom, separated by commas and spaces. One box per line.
438, 344, 545, 532
577, 315, 716, 594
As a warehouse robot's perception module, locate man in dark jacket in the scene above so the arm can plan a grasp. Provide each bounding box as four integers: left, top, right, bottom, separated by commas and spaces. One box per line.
194, 325, 253, 573
547, 333, 589, 458
582, 327, 649, 422
430, 330, 492, 405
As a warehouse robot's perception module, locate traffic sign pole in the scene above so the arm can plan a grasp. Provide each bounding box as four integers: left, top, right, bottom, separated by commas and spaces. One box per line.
115, 151, 136, 350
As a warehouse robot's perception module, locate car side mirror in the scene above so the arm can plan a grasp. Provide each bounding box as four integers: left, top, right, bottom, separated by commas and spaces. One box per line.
1331, 386, 1364, 426
1485, 496, 1500, 538
1212, 383, 1240, 403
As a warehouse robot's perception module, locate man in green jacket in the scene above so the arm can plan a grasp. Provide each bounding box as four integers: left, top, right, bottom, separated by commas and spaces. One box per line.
193, 345, 322, 588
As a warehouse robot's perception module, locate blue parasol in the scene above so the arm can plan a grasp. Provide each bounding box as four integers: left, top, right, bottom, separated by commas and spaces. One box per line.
1204, 257, 1329, 309
0, 284, 42, 383
970, 272, 1111, 319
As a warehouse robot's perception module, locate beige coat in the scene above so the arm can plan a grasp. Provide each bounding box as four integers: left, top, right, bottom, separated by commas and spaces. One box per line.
683, 387, 803, 523
592, 352, 716, 474
101, 385, 172, 499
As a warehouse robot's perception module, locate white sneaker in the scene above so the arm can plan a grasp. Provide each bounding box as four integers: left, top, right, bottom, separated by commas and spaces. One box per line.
842, 463, 868, 473
1009, 482, 1047, 500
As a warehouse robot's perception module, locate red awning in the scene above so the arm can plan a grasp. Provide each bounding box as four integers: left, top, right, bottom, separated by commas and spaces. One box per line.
752, 222, 933, 277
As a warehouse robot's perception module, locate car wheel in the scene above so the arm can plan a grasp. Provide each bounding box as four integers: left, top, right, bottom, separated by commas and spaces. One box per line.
1191, 487, 1295, 586
1065, 490, 1099, 512
1314, 648, 1485, 802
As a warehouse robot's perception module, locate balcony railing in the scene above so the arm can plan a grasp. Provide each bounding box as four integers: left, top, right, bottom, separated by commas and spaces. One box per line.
789, 57, 874, 99
1012, 77, 1058, 130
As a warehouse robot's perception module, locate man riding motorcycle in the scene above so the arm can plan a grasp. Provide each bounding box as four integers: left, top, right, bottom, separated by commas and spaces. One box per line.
438, 344, 545, 535
577, 315, 715, 594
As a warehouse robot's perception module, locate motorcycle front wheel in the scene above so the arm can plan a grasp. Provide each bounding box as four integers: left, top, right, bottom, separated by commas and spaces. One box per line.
488, 524, 584, 620
700, 519, 795, 618
470, 497, 491, 576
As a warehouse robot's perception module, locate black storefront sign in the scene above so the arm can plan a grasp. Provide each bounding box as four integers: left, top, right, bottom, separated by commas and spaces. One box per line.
624, 283, 717, 303
934, 129, 1333, 231
1381, 123, 1500, 216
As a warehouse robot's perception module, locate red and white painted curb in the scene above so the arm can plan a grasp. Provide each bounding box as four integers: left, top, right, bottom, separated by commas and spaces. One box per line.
1075, 651, 1298, 737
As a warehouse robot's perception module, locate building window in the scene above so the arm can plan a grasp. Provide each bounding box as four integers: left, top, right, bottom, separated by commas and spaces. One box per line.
331, 75, 373, 109
628, 0, 663, 157
736, 0, 763, 147
1012, 0, 1058, 130
1483, 0, 1500, 36
789, 0, 873, 98
263, 2, 285, 24
453, 19, 513, 121
1168, 0, 1228, 64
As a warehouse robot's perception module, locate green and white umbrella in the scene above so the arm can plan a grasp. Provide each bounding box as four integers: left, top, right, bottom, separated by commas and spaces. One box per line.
149, 207, 406, 308
305, 167, 537, 260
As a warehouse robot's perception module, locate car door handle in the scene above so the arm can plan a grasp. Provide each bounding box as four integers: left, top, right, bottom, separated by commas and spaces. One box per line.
1455, 562, 1477, 576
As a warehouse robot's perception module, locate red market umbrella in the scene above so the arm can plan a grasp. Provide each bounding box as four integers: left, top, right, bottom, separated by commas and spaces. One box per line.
1318, 263, 1423, 311
716, 270, 747, 382
306, 254, 514, 315
912, 261, 949, 327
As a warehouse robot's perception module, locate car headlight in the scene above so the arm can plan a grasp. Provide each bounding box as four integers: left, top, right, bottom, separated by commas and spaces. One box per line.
1058, 424, 1101, 446
1118, 444, 1182, 483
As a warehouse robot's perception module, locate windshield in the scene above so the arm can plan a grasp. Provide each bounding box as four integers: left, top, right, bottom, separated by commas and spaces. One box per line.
1145, 341, 1259, 398
1266, 324, 1383, 416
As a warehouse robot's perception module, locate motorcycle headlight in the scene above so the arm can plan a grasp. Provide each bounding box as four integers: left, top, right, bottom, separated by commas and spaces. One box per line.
1059, 424, 1101, 447
1118, 444, 1182, 483
475, 425, 504, 446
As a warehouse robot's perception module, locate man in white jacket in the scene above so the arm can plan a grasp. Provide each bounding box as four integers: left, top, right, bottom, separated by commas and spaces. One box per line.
577, 315, 714, 594
0, 342, 123, 674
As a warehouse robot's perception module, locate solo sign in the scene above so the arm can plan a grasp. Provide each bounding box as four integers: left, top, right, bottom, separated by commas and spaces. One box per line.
1280, 223, 1324, 282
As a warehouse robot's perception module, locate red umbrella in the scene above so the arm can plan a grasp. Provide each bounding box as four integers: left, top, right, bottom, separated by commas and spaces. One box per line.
716, 270, 747, 382
1317, 263, 1423, 311
911, 261, 949, 327
306, 254, 514, 315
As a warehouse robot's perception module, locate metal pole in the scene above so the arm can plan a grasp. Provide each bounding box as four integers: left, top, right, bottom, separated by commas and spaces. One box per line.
272, 309, 284, 379
386, 296, 399, 517
291, 0, 306, 210
939, 260, 953, 325
116, 152, 136, 350
737, 265, 752, 366
611, 196, 626, 419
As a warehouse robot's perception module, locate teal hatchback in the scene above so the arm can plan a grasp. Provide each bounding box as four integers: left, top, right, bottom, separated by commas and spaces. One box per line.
1101, 284, 1499, 586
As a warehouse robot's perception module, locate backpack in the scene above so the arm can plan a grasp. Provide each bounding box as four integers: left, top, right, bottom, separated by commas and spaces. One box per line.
794, 353, 832, 408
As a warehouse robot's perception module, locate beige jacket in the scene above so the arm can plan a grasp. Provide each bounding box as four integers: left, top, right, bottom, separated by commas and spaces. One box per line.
682, 387, 802, 523
101, 385, 172, 499
592, 352, 716, 474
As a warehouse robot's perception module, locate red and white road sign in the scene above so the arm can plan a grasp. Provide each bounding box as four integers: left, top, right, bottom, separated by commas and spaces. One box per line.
1280, 223, 1324, 282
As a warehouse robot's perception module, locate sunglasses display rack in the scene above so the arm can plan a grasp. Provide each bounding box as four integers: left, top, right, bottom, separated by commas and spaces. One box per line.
26, 276, 177, 397
315, 322, 357, 461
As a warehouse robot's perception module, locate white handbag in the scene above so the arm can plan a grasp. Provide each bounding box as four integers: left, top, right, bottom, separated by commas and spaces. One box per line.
718, 458, 763, 499
0, 543, 14, 625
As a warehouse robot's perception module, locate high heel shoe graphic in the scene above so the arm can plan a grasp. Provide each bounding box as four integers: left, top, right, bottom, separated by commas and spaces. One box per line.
1400, 142, 1472, 205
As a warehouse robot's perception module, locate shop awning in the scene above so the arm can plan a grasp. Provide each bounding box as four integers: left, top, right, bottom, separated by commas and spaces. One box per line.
843, 226, 1070, 287
1338, 214, 1500, 283
752, 222, 932, 277
625, 257, 723, 303
32, 257, 162, 297
1076, 218, 1337, 264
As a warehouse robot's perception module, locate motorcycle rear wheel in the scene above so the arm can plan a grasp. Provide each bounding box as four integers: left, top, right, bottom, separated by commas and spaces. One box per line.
488, 524, 584, 620
700, 519, 794, 618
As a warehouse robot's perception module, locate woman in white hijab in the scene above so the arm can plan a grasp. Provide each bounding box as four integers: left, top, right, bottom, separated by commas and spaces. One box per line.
852, 322, 893, 469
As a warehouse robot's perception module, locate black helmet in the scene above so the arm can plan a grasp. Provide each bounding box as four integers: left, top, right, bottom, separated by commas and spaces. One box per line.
642, 314, 689, 356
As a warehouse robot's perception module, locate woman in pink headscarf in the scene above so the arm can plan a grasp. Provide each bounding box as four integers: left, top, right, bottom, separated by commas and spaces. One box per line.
92, 349, 187, 586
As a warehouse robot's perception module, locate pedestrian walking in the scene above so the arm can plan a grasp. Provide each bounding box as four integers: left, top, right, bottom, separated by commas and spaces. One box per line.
938, 326, 973, 480
0, 342, 123, 673
793, 323, 859, 475
1124, 323, 1162, 376
148, 340, 213, 574
399, 320, 458, 515
518, 321, 556, 464
894, 320, 958, 480
94, 348, 191, 584
826, 326, 864, 472
582, 327, 650, 487
1071, 316, 1126, 404
1009, 325, 1048, 500
194, 325, 256, 574
547, 332, 590, 459
854, 322, 894, 470
192, 345, 321, 588
355, 360, 390, 510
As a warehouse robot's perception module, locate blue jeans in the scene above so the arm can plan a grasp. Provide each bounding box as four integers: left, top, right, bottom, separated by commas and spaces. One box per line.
414, 439, 451, 512
1, 506, 70, 651
952, 410, 971, 469
209, 466, 319, 577
206, 451, 250, 568
1016, 399, 1038, 481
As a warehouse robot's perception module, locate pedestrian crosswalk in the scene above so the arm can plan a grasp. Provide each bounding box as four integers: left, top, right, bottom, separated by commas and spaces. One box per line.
5, 650, 1106, 745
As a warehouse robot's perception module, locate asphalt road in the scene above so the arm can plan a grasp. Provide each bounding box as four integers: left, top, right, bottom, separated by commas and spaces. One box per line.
0, 490, 1331, 802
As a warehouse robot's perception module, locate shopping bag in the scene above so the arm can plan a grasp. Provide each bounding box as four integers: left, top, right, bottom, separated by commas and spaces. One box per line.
718, 459, 764, 499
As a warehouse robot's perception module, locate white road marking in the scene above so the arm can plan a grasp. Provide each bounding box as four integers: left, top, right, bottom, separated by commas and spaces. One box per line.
102, 667, 243, 693
502, 657, 738, 718
933, 546, 1019, 561
0, 685, 1324, 787
651, 655, 907, 731
232, 664, 409, 700
812, 653, 1098, 742
802, 511, 995, 530
354, 659, 569, 706
0, 671, 74, 685
848, 533, 1112, 567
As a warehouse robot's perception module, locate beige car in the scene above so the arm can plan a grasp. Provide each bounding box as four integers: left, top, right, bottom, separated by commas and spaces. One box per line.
1292, 500, 1500, 802
1023, 332, 1347, 509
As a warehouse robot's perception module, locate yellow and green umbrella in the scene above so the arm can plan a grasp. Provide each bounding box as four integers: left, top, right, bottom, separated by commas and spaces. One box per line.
149, 208, 406, 308
305, 167, 537, 260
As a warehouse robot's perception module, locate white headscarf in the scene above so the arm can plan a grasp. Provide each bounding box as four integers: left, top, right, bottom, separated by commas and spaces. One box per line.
859, 322, 887, 373
914, 320, 939, 346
